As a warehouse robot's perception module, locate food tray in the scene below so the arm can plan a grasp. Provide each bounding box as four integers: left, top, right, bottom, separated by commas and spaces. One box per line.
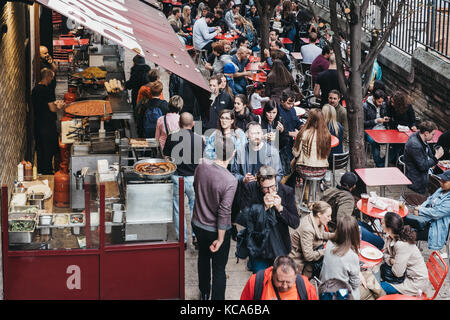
53, 213, 70, 226
9, 205, 39, 214
9, 213, 37, 221
65, 100, 112, 117
8, 220, 36, 232
70, 213, 85, 225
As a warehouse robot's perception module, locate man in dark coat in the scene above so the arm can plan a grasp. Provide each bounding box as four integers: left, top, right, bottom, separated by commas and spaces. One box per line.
125, 54, 151, 109
236, 165, 300, 273
404, 121, 444, 194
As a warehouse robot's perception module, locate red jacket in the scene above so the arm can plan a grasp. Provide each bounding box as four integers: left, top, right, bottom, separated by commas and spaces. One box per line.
240, 267, 318, 300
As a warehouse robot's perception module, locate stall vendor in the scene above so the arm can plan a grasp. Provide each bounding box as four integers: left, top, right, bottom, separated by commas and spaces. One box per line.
31, 68, 65, 174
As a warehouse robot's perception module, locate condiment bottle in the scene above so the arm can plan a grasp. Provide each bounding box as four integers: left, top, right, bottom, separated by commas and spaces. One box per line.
33, 163, 38, 180
24, 161, 32, 181
18, 162, 24, 182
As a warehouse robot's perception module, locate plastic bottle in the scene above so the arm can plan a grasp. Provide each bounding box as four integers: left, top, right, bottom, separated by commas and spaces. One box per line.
24, 161, 32, 181
99, 119, 106, 139
17, 162, 24, 182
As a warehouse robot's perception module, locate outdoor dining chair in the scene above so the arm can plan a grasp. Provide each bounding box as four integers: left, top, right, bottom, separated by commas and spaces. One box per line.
331, 151, 350, 187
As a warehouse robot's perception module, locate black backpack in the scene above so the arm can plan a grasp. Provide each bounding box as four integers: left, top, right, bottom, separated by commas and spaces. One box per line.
253, 269, 308, 300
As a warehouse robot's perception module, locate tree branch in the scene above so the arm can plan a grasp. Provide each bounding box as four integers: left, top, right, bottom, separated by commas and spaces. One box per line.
329, 0, 349, 98
359, 0, 406, 74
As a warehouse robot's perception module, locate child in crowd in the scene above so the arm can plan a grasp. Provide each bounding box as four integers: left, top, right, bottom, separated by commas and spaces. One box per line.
249, 82, 270, 115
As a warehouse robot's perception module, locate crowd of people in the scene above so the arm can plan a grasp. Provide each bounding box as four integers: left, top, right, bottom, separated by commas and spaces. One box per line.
120, 0, 450, 300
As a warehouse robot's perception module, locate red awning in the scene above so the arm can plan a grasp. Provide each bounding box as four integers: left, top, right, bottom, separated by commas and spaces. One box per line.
36, 0, 210, 92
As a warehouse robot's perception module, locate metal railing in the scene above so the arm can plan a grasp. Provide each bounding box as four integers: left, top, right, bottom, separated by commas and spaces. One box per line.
300, 0, 449, 59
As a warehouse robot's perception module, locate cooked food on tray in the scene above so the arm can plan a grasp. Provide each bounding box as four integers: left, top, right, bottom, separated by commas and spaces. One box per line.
70, 214, 84, 224
72, 67, 107, 79
130, 138, 149, 148
134, 162, 176, 175
53, 214, 69, 225
65, 100, 112, 116
9, 220, 35, 232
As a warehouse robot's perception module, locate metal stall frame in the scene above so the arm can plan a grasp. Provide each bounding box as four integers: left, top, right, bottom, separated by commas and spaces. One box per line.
1, 178, 185, 300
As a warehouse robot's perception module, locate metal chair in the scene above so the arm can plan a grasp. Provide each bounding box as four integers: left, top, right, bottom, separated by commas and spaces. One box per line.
331, 151, 350, 187
424, 251, 448, 299
193, 48, 208, 67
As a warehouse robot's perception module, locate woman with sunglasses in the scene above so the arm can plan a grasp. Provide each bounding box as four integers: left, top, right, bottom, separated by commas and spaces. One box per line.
379, 212, 431, 296
320, 215, 361, 300
289, 201, 333, 279
204, 109, 247, 163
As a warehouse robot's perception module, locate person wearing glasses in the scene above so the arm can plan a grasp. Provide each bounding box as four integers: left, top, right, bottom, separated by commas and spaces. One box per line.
319, 215, 362, 300
204, 109, 247, 163
236, 166, 300, 273
240, 255, 318, 300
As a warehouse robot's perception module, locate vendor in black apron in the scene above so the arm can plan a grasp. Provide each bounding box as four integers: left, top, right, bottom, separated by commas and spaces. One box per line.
31, 68, 65, 174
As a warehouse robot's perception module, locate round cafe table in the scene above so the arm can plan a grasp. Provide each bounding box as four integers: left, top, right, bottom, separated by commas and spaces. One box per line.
331, 135, 339, 148
377, 294, 424, 300
359, 240, 383, 269
438, 161, 449, 172
357, 197, 409, 220
357, 196, 408, 236
246, 72, 267, 82
215, 33, 239, 41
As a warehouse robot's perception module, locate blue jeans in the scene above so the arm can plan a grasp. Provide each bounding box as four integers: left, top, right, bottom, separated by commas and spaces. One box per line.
234, 77, 248, 94
358, 221, 385, 250
366, 133, 385, 167
171, 175, 195, 242
380, 281, 400, 294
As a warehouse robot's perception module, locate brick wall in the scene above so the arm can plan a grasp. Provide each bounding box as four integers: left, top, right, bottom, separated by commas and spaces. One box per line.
376, 46, 450, 131
0, 2, 30, 299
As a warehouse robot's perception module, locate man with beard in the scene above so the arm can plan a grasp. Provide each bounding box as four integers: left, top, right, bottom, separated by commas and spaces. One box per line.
193, 11, 221, 54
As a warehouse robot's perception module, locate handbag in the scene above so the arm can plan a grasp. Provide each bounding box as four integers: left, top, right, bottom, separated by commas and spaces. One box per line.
303, 244, 324, 279
380, 262, 406, 284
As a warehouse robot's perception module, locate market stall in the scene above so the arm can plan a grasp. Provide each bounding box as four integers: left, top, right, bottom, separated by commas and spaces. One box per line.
1, 0, 207, 300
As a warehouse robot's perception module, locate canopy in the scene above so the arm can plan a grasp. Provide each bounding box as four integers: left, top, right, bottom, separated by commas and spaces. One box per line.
37, 0, 210, 92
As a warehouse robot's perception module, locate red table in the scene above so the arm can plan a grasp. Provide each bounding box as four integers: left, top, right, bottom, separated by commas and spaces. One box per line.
162, 0, 182, 5
355, 167, 412, 197
249, 55, 261, 63
291, 52, 303, 60
357, 197, 409, 219
245, 62, 270, 72
377, 294, 424, 300
246, 72, 267, 82
331, 135, 339, 148
404, 129, 442, 143
438, 161, 450, 172
359, 240, 383, 269
280, 37, 293, 44
53, 38, 89, 46
215, 33, 239, 41
365, 129, 410, 167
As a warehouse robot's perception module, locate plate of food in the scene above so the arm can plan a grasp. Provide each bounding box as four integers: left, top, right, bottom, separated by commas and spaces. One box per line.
360, 247, 383, 260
